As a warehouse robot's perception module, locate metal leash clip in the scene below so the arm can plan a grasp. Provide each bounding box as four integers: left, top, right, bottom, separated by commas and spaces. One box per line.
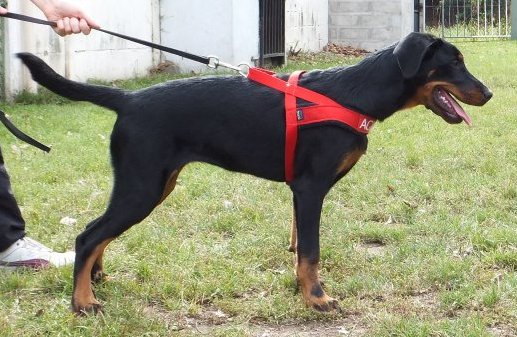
207, 56, 250, 77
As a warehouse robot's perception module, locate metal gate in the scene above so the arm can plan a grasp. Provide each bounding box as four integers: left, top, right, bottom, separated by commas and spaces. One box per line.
424, 0, 512, 38
259, 0, 285, 67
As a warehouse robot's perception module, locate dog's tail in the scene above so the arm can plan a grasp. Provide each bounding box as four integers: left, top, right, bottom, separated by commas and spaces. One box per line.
17, 53, 126, 112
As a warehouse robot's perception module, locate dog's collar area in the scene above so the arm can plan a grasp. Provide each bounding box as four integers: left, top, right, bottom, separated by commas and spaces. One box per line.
247, 68, 376, 183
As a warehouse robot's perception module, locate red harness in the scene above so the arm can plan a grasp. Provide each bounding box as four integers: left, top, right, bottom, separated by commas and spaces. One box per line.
247, 68, 376, 184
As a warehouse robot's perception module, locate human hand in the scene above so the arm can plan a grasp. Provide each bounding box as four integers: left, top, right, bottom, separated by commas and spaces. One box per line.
32, 0, 99, 36
0, 6, 7, 15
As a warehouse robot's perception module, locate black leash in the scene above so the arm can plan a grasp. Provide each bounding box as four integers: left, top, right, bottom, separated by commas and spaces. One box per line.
0, 12, 211, 65
0, 11, 221, 152
0, 110, 51, 152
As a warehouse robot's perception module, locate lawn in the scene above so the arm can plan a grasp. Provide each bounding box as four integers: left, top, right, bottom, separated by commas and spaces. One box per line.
0, 40, 516, 336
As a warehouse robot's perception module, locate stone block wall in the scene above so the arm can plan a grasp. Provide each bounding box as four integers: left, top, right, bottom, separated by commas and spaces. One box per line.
329, 0, 414, 51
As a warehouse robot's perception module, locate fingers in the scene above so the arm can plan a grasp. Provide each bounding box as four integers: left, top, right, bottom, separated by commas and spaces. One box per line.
79, 19, 91, 35
55, 19, 66, 36
80, 11, 100, 30
54, 17, 94, 36
0, 7, 7, 15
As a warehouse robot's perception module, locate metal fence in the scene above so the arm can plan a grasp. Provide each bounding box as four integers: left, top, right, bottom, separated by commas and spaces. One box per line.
424, 0, 512, 38
259, 0, 285, 67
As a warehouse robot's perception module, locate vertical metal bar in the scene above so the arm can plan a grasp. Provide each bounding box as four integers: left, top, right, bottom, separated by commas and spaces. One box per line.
498, 0, 501, 36
441, 0, 445, 37
269, 0, 273, 54
414, 0, 420, 32
270, 0, 274, 54
259, 0, 264, 66
477, 0, 480, 36
463, 0, 469, 37
484, 0, 487, 35
505, 0, 508, 36
447, 1, 450, 36
267, 0, 271, 55
454, 0, 461, 36
423, 0, 427, 32
491, 0, 494, 35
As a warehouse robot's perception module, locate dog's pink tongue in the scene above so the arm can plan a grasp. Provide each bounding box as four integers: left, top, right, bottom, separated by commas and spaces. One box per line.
443, 90, 472, 126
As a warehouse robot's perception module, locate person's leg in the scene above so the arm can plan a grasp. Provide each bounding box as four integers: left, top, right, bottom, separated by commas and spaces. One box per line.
0, 145, 75, 268
0, 146, 26, 252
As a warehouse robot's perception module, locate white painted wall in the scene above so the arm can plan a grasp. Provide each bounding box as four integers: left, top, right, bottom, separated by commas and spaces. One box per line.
285, 0, 328, 52
3, 0, 158, 96
160, 0, 259, 73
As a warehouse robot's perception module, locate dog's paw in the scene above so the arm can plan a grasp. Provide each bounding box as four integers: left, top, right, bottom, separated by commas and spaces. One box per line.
91, 270, 110, 284
310, 295, 341, 312
72, 296, 103, 315
73, 302, 103, 315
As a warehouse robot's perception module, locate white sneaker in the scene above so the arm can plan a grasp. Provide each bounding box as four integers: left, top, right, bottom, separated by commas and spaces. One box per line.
0, 237, 75, 269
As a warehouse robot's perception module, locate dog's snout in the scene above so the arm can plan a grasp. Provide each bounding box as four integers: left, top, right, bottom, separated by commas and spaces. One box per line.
482, 87, 493, 101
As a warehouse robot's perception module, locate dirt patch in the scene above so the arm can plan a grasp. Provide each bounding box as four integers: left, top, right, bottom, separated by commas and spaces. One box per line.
323, 43, 370, 57
144, 303, 368, 336
149, 60, 181, 74
356, 241, 387, 257
190, 315, 369, 336
252, 318, 368, 337
487, 324, 516, 337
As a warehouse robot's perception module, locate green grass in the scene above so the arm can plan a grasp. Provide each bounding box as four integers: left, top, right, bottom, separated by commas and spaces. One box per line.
0, 40, 516, 336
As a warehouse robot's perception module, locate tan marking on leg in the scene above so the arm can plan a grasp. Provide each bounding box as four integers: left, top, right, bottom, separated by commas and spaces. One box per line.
297, 257, 339, 312
336, 149, 365, 176
73, 239, 112, 313
158, 167, 183, 204
92, 246, 108, 283
288, 207, 297, 252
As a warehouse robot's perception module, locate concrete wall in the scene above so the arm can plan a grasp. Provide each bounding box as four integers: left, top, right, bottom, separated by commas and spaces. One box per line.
160, 0, 259, 73
3, 0, 159, 96
285, 0, 328, 52
329, 0, 414, 51
161, 0, 329, 73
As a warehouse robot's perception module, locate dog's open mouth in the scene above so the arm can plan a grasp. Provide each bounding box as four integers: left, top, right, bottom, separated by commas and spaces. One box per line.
432, 87, 472, 126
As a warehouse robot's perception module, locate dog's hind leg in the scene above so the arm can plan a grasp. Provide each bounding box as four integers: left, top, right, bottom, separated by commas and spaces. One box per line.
72, 165, 179, 314
291, 183, 340, 312
82, 217, 110, 284
87, 167, 183, 284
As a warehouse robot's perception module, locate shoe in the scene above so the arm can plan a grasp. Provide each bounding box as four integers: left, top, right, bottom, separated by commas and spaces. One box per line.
0, 237, 75, 269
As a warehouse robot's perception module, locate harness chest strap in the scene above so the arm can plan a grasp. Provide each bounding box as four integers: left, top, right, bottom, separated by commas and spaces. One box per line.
247, 67, 376, 183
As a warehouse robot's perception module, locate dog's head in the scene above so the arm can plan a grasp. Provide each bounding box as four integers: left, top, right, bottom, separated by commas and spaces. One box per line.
394, 32, 492, 125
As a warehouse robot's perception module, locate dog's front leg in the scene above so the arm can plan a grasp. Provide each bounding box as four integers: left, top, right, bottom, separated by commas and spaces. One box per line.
292, 185, 340, 312
288, 206, 297, 252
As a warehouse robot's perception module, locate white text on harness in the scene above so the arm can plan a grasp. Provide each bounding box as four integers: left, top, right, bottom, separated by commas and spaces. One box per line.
359, 118, 375, 131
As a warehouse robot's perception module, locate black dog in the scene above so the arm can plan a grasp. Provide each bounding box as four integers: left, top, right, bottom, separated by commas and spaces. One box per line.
18, 32, 491, 313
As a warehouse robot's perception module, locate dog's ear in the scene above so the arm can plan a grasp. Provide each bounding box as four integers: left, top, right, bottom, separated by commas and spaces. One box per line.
393, 32, 441, 79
